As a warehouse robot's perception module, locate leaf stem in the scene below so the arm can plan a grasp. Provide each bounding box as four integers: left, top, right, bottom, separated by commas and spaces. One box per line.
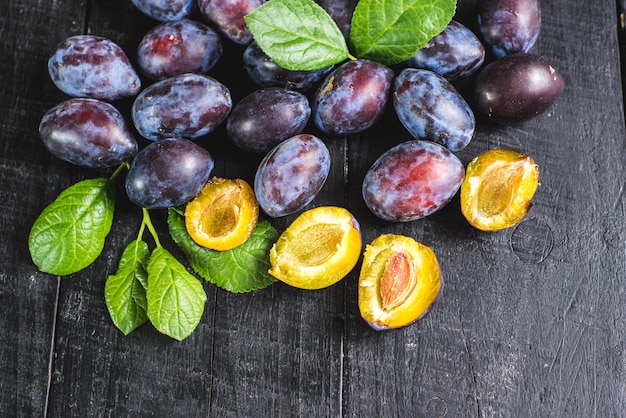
109, 162, 130, 182
347, 53, 358, 61
142, 208, 162, 248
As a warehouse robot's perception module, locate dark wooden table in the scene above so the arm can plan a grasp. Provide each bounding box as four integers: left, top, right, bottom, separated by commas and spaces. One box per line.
2, 0, 625, 416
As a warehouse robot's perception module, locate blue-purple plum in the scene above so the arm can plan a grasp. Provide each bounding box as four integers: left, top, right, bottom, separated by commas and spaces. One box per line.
39, 98, 138, 169
254, 134, 330, 217
407, 20, 485, 81
314, 0, 358, 38
131, 73, 232, 141
227, 88, 311, 153
198, 0, 265, 45
243, 42, 332, 91
362, 140, 465, 222
130, 0, 194, 21
125, 138, 214, 209
473, 53, 564, 123
393, 68, 475, 152
477, 0, 541, 58
137, 19, 222, 80
48, 35, 141, 101
313, 59, 394, 136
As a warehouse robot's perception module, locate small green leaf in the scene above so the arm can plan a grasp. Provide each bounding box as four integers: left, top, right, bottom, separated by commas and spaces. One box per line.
105, 240, 150, 336
350, 0, 457, 65
244, 0, 350, 71
28, 178, 115, 276
146, 247, 207, 341
168, 209, 278, 293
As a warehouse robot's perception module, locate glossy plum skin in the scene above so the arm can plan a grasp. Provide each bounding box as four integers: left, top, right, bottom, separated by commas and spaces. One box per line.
243, 42, 332, 92
254, 134, 330, 218
227, 88, 311, 153
130, 0, 194, 21
477, 0, 541, 58
48, 35, 141, 101
137, 19, 222, 80
473, 53, 564, 123
39, 98, 138, 169
198, 0, 265, 45
132, 73, 232, 140
313, 60, 394, 136
362, 140, 465, 222
393, 68, 475, 152
407, 20, 485, 81
314, 0, 358, 38
125, 138, 214, 209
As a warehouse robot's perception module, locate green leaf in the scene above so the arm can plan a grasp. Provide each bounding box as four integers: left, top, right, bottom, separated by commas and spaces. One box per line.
168, 209, 278, 293
244, 0, 350, 71
105, 240, 150, 336
146, 247, 207, 341
350, 0, 457, 65
28, 178, 115, 276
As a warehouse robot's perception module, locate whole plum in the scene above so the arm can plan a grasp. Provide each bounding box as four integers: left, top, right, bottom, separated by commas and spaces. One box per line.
130, 0, 194, 21
243, 42, 332, 91
254, 134, 330, 218
407, 20, 485, 81
131, 73, 232, 140
314, 0, 358, 38
313, 59, 394, 136
198, 0, 265, 45
125, 138, 214, 209
393, 68, 475, 152
473, 53, 564, 123
137, 19, 222, 80
362, 140, 465, 222
39, 98, 138, 169
48, 35, 141, 101
477, 0, 541, 58
227, 88, 311, 153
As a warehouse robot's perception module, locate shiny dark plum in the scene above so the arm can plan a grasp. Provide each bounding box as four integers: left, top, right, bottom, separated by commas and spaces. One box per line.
473, 53, 564, 123
362, 140, 465, 222
132, 73, 232, 141
314, 0, 358, 38
198, 0, 265, 45
477, 0, 541, 58
48, 35, 141, 101
393, 69, 475, 152
243, 42, 332, 91
227, 88, 311, 153
39, 98, 138, 169
254, 134, 330, 218
130, 0, 194, 21
407, 20, 485, 81
125, 138, 214, 209
137, 19, 222, 80
313, 59, 394, 136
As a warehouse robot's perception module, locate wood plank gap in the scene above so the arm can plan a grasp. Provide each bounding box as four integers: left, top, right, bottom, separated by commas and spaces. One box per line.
43, 277, 61, 418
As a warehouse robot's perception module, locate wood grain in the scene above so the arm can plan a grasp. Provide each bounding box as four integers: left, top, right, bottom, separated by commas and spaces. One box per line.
1, 0, 625, 416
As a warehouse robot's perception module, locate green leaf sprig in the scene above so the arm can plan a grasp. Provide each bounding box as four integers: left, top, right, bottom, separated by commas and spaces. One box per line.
244, 0, 457, 71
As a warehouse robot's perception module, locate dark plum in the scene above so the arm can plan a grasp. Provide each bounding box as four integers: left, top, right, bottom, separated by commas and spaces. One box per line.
477, 0, 541, 58
243, 42, 332, 92
362, 140, 465, 222
227, 88, 311, 153
393, 68, 475, 152
137, 19, 222, 80
198, 0, 265, 45
254, 134, 330, 218
313, 59, 394, 136
130, 0, 194, 21
473, 53, 564, 123
39, 98, 138, 169
407, 20, 485, 81
314, 0, 358, 38
48, 35, 141, 101
125, 138, 214, 209
132, 73, 232, 141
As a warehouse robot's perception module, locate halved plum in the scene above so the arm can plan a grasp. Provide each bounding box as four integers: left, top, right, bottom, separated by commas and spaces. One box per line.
358, 234, 442, 331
